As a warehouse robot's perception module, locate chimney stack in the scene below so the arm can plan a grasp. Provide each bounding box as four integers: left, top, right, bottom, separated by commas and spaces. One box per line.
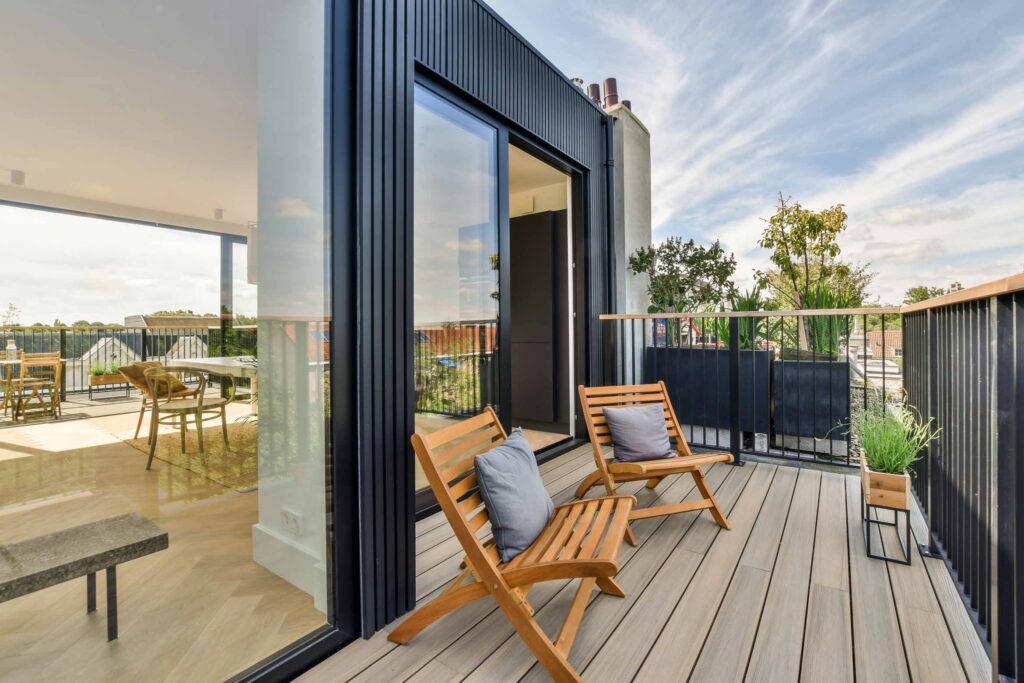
621, 99, 632, 111
603, 77, 619, 108
587, 83, 601, 105
571, 77, 584, 89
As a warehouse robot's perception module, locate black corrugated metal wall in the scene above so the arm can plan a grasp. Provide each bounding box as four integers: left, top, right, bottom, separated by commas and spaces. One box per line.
352, 0, 612, 634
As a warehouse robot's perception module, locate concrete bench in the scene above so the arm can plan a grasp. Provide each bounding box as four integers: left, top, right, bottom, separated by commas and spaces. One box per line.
0, 513, 168, 640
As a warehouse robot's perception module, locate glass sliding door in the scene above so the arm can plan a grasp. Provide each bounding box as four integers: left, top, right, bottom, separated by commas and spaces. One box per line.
0, 1, 331, 679
412, 86, 499, 494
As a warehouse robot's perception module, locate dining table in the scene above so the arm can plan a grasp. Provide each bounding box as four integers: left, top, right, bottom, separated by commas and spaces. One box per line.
171, 356, 258, 414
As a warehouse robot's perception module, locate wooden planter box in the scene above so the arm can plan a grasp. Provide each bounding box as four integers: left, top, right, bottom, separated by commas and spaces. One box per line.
860, 457, 910, 510
89, 373, 126, 387
89, 373, 129, 398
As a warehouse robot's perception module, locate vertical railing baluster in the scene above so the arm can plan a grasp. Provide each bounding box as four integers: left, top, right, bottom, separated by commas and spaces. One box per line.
728, 316, 741, 465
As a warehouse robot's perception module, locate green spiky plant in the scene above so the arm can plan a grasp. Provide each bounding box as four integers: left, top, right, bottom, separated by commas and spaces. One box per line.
712, 285, 778, 349
855, 399, 940, 474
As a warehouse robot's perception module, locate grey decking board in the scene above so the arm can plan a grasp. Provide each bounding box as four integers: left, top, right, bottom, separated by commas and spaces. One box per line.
303, 456, 989, 683
801, 584, 855, 682
800, 472, 854, 681
619, 464, 779, 682
908, 499, 991, 683
688, 466, 798, 682
811, 472, 850, 591
845, 476, 912, 683
879, 516, 968, 683
744, 468, 821, 682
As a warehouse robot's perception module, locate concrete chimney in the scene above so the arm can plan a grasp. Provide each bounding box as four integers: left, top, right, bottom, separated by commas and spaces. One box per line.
605, 96, 652, 316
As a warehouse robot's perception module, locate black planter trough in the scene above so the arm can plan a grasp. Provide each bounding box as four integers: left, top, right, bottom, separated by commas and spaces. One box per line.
771, 359, 850, 456
644, 347, 772, 447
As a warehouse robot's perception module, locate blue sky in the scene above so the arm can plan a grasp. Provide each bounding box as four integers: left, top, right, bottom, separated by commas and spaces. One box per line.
489, 0, 1024, 303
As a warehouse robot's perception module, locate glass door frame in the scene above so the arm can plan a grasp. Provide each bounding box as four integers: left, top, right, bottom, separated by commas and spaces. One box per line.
412, 72, 590, 515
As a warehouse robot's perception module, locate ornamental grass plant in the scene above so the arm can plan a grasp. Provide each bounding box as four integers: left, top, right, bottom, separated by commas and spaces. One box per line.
856, 399, 940, 475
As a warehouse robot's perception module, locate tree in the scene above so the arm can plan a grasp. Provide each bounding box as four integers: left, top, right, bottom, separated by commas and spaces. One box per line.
756, 194, 873, 309
628, 237, 737, 313
1, 303, 20, 326
903, 285, 946, 305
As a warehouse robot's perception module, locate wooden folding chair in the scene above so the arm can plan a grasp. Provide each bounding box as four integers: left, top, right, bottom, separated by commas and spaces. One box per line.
391, 407, 635, 683
577, 381, 733, 529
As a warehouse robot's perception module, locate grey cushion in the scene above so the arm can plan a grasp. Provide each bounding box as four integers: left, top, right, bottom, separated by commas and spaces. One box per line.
603, 403, 676, 462
474, 429, 554, 563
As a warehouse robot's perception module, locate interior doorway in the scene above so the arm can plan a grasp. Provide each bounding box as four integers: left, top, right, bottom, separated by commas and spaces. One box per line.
508, 145, 574, 450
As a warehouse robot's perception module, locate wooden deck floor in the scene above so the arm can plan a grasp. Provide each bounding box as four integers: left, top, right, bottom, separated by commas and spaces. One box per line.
301, 445, 990, 683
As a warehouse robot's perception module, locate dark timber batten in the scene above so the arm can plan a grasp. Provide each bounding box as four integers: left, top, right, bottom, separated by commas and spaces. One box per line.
349, 0, 613, 636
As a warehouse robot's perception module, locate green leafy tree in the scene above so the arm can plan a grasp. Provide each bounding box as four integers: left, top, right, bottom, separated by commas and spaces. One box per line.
903, 285, 945, 305
756, 194, 873, 349
628, 237, 737, 313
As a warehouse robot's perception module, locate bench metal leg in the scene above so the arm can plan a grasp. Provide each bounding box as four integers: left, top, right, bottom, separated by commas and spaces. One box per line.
87, 573, 96, 613
106, 566, 118, 641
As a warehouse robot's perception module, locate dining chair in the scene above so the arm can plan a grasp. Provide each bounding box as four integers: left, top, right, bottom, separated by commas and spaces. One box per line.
143, 365, 235, 470
119, 361, 199, 440
13, 352, 62, 421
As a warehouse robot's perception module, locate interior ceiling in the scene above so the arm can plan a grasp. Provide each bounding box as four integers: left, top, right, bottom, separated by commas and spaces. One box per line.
509, 146, 568, 194
0, 0, 257, 231
0, 3, 565, 234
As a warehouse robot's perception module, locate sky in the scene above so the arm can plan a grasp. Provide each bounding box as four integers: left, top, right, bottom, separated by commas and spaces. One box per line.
488, 0, 1024, 304
0, 206, 256, 326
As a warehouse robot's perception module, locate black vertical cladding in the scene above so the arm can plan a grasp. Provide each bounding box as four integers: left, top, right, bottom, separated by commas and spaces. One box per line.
349, 0, 612, 635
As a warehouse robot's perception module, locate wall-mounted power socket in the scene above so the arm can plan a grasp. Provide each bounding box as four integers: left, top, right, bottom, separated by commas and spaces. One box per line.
281, 506, 304, 536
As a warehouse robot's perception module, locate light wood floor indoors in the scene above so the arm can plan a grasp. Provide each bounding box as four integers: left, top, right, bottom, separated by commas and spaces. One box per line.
302, 444, 990, 683
0, 403, 325, 683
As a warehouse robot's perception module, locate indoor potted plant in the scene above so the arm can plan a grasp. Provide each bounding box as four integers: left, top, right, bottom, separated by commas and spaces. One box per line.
855, 398, 939, 563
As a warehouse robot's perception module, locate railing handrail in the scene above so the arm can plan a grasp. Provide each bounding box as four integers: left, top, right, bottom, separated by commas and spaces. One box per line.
600, 306, 900, 320
901, 272, 1024, 313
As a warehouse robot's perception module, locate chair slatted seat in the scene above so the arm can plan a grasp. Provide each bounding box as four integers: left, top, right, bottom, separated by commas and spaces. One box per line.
578, 381, 733, 527
390, 407, 635, 682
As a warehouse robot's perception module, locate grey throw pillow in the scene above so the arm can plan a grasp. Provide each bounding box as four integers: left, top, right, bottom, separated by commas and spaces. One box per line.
603, 403, 676, 462
474, 429, 554, 563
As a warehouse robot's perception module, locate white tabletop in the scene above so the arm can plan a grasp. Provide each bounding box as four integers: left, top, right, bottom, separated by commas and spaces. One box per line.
172, 356, 257, 378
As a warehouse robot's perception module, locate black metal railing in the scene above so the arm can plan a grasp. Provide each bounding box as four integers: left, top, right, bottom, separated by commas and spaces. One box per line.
602, 308, 902, 465
904, 279, 1024, 680
414, 320, 497, 417
0, 324, 258, 400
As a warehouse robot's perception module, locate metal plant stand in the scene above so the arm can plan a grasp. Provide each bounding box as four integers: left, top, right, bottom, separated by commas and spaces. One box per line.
862, 494, 912, 565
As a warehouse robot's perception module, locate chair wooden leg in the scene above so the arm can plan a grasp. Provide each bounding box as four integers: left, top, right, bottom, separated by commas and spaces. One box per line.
554, 577, 596, 657
388, 581, 489, 644
596, 576, 625, 597
624, 524, 637, 546
196, 412, 206, 466
146, 410, 159, 470
692, 468, 731, 530
574, 470, 603, 498
646, 476, 664, 489
501, 594, 583, 683
134, 400, 147, 440
179, 417, 187, 453
221, 408, 229, 446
